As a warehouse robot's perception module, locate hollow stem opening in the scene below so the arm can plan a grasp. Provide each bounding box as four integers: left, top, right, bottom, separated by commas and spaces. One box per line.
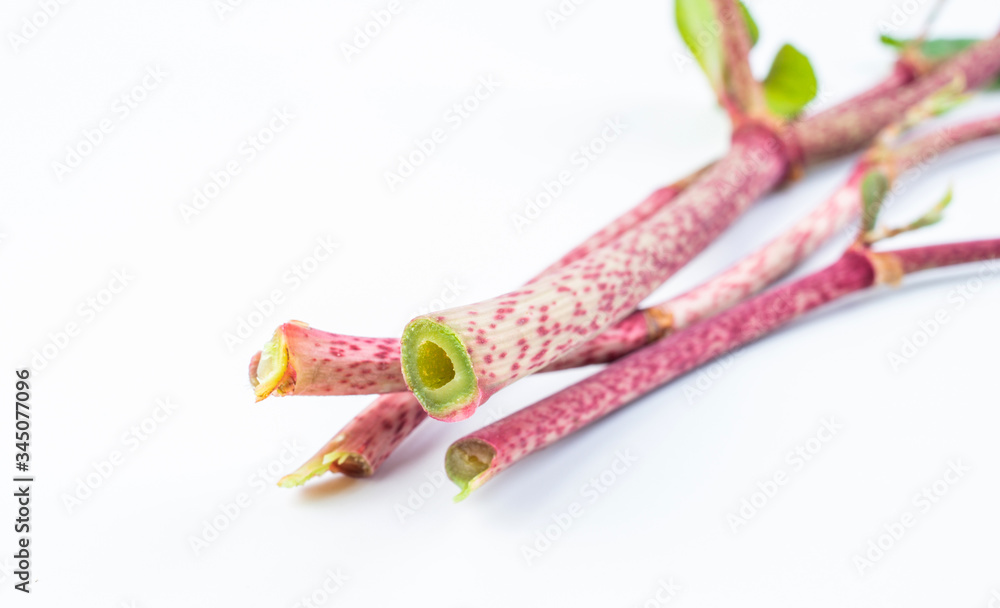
401, 319, 478, 421
445, 439, 496, 501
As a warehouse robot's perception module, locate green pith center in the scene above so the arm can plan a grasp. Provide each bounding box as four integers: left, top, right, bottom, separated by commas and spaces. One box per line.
401, 318, 477, 416
417, 341, 456, 389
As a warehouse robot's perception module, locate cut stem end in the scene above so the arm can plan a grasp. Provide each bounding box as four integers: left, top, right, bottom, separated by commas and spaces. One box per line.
401, 318, 479, 422
445, 439, 496, 501
252, 327, 290, 402
321, 451, 374, 478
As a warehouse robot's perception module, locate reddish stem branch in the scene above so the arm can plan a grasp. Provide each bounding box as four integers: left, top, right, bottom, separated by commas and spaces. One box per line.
446, 239, 1000, 498
790, 34, 1000, 163
710, 0, 765, 119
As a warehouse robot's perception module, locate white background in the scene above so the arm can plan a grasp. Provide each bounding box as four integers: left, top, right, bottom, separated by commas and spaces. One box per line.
2, 0, 1000, 606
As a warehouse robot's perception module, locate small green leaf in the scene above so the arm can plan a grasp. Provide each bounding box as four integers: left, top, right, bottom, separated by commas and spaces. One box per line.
675, 0, 759, 94
860, 170, 890, 234
878, 35, 978, 58
906, 185, 953, 231
762, 44, 818, 118
675, 0, 725, 90
738, 1, 758, 47
918, 38, 979, 60
879, 34, 906, 49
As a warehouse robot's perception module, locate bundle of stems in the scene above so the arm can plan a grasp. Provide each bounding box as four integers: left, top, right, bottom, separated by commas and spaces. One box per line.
252, 2, 1000, 490
445, 230, 1000, 498
279, 105, 1000, 487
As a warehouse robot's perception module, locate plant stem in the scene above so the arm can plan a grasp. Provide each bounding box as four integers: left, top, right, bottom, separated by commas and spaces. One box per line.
402, 125, 792, 421
710, 0, 766, 120
547, 112, 1000, 368
250, 322, 402, 401
278, 392, 427, 485
402, 35, 1000, 422
789, 34, 1000, 163
446, 239, 1000, 499
277, 111, 1000, 485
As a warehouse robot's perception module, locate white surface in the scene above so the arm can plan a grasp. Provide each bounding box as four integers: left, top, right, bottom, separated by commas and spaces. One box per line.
2, 0, 1000, 606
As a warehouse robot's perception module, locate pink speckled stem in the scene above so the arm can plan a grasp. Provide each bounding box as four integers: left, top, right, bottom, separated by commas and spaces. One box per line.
250, 322, 403, 400
711, 0, 765, 118
276, 169, 701, 483
790, 34, 1000, 164
835, 60, 922, 108
893, 239, 1000, 274
402, 37, 1000, 422
403, 125, 792, 421
538, 168, 708, 275
253, 111, 1000, 401
446, 239, 1000, 498
277, 113, 1000, 484
273, 43, 1000, 481
548, 112, 1000, 368
278, 392, 427, 485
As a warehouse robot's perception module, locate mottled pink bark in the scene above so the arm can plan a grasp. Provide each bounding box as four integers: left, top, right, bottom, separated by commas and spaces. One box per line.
279, 392, 427, 484
833, 60, 921, 108
710, 0, 765, 118
538, 171, 705, 276
403, 125, 792, 421
250, 322, 403, 400
893, 239, 1000, 274
895, 114, 1000, 168
790, 34, 1000, 163
446, 240, 1000, 497
503, 113, 1000, 370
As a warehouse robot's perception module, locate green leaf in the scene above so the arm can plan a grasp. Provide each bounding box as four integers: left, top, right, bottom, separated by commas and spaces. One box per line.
738, 1, 758, 47
762, 44, 818, 118
906, 185, 953, 231
675, 0, 725, 90
918, 38, 979, 59
675, 0, 760, 93
878, 34, 906, 49
860, 170, 890, 234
